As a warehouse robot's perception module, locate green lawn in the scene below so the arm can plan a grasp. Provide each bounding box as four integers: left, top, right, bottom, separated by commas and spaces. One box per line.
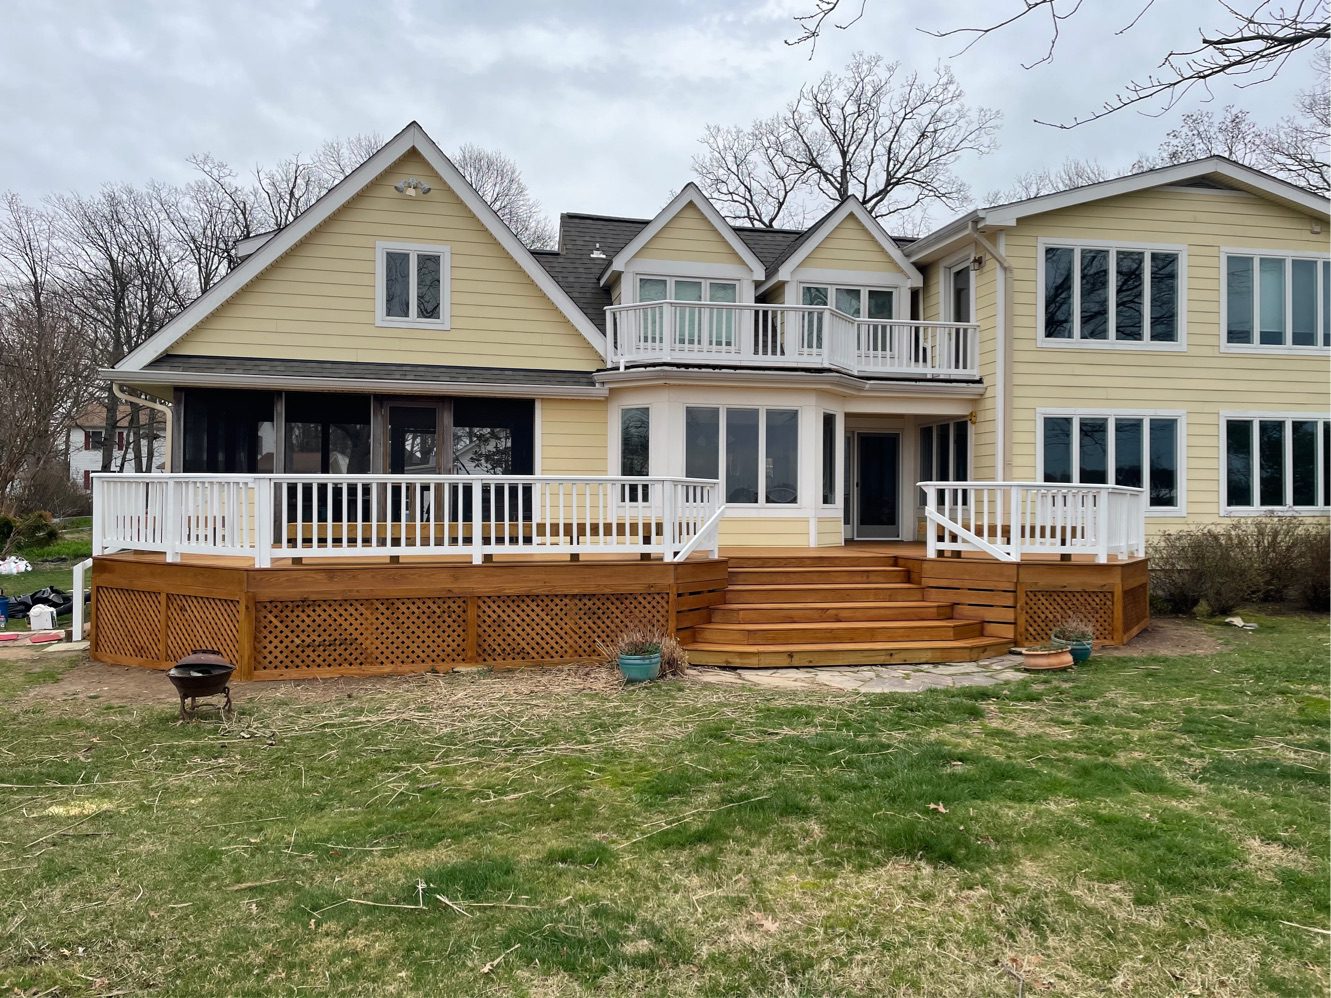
0, 614, 1326, 996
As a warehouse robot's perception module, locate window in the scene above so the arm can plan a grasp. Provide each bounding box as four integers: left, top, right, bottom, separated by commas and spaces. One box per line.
1040, 412, 1182, 510
377, 242, 450, 327
620, 407, 650, 476
801, 284, 895, 320
1223, 252, 1330, 350
181, 389, 276, 474
1042, 243, 1181, 344
637, 276, 739, 347
918, 419, 970, 502
821, 412, 837, 505
1224, 415, 1330, 511
685, 405, 799, 505
84, 430, 104, 451
286, 393, 372, 474
948, 264, 972, 323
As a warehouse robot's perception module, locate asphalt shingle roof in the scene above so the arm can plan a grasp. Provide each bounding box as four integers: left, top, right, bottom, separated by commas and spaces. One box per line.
145, 354, 596, 387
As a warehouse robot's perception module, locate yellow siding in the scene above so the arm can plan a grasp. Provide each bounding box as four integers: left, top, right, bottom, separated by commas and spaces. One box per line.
632, 202, 746, 265
539, 399, 608, 475
719, 517, 810, 546
168, 150, 603, 371
815, 516, 845, 546
1005, 186, 1329, 526
800, 215, 905, 274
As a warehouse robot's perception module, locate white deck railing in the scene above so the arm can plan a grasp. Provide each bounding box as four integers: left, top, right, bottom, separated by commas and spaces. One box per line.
605, 301, 979, 379
93, 474, 724, 566
921, 481, 1146, 563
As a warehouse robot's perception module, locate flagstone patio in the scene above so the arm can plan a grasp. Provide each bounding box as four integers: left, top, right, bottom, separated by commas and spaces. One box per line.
690, 655, 1028, 692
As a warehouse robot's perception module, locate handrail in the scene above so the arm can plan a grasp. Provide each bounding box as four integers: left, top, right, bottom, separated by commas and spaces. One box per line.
669, 503, 726, 562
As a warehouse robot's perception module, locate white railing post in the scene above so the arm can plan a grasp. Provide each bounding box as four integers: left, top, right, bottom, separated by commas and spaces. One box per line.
1095, 488, 1110, 563
661, 479, 675, 559
91, 477, 105, 556
255, 478, 273, 568
924, 485, 938, 558
470, 478, 483, 565
164, 479, 180, 563
1009, 486, 1022, 560
72, 556, 92, 640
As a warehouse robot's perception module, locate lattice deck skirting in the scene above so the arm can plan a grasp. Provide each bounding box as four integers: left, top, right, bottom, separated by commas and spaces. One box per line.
89, 556, 725, 680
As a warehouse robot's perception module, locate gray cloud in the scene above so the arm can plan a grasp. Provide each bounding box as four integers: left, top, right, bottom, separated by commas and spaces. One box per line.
1, 0, 1317, 229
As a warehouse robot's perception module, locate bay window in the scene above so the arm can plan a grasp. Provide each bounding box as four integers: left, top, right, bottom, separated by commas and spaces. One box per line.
377, 242, 450, 327
1040, 412, 1182, 511
685, 405, 799, 505
1042, 243, 1181, 344
1223, 252, 1330, 349
1224, 415, 1330, 511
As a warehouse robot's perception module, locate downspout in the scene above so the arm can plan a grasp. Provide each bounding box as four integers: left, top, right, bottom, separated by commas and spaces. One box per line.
112, 383, 174, 473
968, 220, 1011, 480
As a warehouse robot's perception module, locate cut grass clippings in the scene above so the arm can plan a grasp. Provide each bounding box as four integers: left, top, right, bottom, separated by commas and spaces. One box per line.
0, 612, 1326, 996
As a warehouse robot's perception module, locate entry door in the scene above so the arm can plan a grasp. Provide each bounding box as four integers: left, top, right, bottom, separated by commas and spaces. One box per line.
854, 432, 900, 539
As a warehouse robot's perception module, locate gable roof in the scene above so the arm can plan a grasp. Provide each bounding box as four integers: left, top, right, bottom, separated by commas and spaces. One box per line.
601, 183, 765, 283
758, 196, 922, 291
535, 214, 648, 332
908, 156, 1331, 261
115, 122, 608, 373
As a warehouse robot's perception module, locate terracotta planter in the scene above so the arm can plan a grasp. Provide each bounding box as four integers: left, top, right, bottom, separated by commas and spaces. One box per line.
1020, 645, 1074, 670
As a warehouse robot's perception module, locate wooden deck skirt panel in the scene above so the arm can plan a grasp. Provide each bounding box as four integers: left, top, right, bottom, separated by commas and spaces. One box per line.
90, 554, 728, 680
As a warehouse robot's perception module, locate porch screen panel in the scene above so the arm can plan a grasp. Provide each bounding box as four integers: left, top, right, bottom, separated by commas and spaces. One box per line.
286, 393, 372, 474
181, 389, 276, 474
454, 398, 534, 475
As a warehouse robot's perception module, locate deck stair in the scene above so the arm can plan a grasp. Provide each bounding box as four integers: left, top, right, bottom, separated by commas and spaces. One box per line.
683, 553, 1011, 668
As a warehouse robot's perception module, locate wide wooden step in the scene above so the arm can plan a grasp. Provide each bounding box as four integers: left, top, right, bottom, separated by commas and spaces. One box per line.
684, 636, 1014, 668
691, 619, 983, 645
727, 566, 909, 586
726, 554, 898, 569
724, 583, 926, 604
708, 601, 952, 623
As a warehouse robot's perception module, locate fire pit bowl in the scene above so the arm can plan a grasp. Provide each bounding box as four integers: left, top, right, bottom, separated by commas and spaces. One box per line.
167, 649, 235, 720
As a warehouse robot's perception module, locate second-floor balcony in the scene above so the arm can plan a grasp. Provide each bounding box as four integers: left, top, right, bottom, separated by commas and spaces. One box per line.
605, 301, 979, 379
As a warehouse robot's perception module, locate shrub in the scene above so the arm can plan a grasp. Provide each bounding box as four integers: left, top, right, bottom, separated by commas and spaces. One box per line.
1051, 615, 1095, 643
1148, 526, 1260, 616
14, 511, 58, 549
1288, 524, 1330, 611
1225, 516, 1312, 602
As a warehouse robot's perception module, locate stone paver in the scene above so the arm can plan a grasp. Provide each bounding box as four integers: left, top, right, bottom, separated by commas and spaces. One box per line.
691, 653, 1027, 693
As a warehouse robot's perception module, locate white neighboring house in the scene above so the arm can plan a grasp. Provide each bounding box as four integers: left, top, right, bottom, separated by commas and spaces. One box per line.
68, 404, 166, 490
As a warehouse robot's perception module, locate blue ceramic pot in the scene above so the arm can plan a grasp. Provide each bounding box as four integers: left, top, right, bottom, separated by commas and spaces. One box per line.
618, 651, 662, 683
1067, 639, 1093, 664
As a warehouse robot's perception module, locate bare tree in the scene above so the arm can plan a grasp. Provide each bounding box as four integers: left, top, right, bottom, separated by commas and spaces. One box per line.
452, 144, 557, 249
1132, 105, 1271, 171
1264, 62, 1331, 193
787, 0, 1329, 127
694, 53, 999, 227
986, 157, 1109, 203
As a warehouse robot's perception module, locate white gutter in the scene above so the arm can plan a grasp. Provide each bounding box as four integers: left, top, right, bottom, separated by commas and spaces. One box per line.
112, 383, 174, 473
968, 220, 1011, 479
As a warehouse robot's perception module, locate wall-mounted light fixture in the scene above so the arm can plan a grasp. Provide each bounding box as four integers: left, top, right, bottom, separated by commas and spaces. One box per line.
970, 254, 985, 271
394, 178, 432, 197
589, 242, 606, 260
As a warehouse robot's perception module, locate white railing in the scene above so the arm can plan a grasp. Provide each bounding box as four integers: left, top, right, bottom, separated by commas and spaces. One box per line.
605, 301, 978, 379
93, 474, 724, 566
921, 481, 1146, 563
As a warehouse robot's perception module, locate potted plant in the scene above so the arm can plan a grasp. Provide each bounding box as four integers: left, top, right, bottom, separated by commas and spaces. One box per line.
1020, 641, 1074, 671
1051, 615, 1095, 664
601, 623, 663, 683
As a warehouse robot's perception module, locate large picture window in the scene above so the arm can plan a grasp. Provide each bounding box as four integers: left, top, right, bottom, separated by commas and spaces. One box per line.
1042, 243, 1181, 345
1224, 415, 1330, 511
1039, 412, 1182, 511
685, 405, 799, 505
377, 242, 450, 328
1223, 252, 1330, 349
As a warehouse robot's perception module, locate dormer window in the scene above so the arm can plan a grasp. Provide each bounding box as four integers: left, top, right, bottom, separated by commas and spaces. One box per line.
376, 241, 451, 329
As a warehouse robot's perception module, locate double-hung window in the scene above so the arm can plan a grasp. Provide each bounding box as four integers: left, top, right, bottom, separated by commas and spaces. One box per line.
1223, 252, 1330, 350
1041, 243, 1182, 345
637, 276, 739, 348
1039, 412, 1183, 512
1224, 415, 1330, 512
376, 242, 450, 328
684, 405, 799, 505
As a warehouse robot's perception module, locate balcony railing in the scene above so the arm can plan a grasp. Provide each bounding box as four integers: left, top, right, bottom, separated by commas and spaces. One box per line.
93, 474, 725, 566
605, 301, 979, 379
921, 481, 1147, 563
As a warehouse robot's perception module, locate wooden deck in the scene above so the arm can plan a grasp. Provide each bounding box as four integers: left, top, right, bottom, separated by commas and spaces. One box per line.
89, 544, 1148, 679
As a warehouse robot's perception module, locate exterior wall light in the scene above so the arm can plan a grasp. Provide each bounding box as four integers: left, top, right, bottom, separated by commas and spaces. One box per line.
394, 178, 432, 196
970, 254, 984, 271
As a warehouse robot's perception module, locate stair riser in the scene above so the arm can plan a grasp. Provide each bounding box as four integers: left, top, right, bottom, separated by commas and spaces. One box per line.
709, 604, 951, 623
686, 640, 1012, 668
728, 569, 908, 586
692, 622, 983, 645
726, 556, 898, 569
724, 586, 926, 603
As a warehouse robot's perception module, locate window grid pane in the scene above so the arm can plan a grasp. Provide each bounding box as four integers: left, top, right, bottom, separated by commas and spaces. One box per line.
1044, 248, 1074, 338
1292, 420, 1318, 506
416, 253, 440, 320
385, 251, 410, 318
1149, 252, 1178, 342
1226, 256, 1253, 344
765, 410, 799, 504
725, 408, 759, 504
1043, 417, 1073, 483
685, 407, 719, 480
1114, 418, 1144, 489
1079, 249, 1109, 340
1148, 418, 1177, 508
1259, 257, 1286, 345
1259, 419, 1286, 505
1115, 251, 1144, 341
1078, 418, 1108, 484
822, 413, 836, 505
1291, 259, 1317, 346
1226, 420, 1254, 507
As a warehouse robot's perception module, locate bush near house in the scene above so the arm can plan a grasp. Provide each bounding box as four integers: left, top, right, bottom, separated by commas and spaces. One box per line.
1149, 518, 1331, 615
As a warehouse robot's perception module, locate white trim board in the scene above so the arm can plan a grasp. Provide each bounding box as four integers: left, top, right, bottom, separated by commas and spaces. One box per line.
374, 240, 452, 330
603, 184, 764, 284
759, 198, 922, 293
116, 122, 608, 372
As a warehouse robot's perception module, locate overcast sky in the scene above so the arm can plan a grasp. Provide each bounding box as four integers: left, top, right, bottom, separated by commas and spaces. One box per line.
1, 0, 1319, 232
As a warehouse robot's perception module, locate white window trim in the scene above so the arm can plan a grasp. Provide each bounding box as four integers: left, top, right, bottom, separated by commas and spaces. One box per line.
1218, 248, 1331, 356
636, 274, 740, 302
797, 282, 899, 319
375, 240, 451, 330
1218, 410, 1330, 516
1035, 408, 1187, 515
1036, 237, 1188, 352
684, 403, 801, 507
